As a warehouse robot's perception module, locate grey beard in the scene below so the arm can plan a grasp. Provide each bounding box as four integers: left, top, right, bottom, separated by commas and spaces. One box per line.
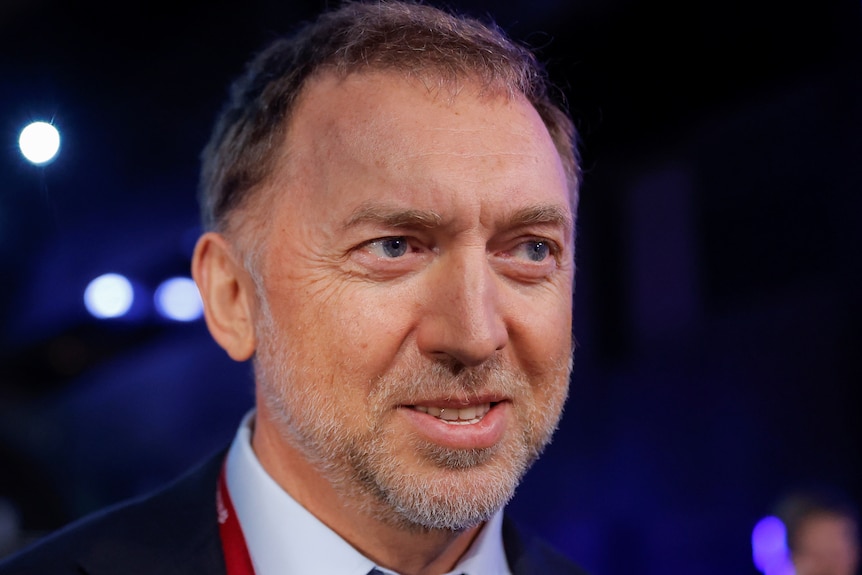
253, 301, 568, 532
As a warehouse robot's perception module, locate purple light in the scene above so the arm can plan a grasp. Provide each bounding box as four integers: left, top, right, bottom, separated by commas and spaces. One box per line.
752, 516, 793, 574
765, 558, 795, 575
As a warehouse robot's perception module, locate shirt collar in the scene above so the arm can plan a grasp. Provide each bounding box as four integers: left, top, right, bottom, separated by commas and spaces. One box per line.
225, 410, 512, 575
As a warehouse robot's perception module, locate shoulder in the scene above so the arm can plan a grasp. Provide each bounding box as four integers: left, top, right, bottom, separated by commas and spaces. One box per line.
0, 451, 226, 575
502, 515, 591, 575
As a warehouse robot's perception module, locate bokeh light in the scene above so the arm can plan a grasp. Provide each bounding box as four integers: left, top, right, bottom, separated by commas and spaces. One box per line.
84, 273, 134, 319
752, 516, 794, 575
18, 121, 61, 165
154, 277, 203, 321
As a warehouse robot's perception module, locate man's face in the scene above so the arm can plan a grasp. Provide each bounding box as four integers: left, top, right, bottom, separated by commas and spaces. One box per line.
793, 514, 860, 575
251, 71, 575, 531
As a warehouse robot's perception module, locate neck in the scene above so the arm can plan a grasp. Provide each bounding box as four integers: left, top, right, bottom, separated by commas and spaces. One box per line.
251, 405, 483, 575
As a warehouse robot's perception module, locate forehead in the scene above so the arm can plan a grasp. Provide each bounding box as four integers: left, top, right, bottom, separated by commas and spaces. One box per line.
264, 70, 570, 222
799, 514, 857, 537
301, 72, 539, 142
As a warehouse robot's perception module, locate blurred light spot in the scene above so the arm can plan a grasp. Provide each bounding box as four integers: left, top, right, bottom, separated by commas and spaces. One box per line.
154, 277, 203, 321
752, 515, 794, 575
18, 121, 60, 165
84, 273, 134, 319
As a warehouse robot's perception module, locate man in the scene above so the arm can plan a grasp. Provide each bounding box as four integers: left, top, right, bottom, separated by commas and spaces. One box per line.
0, 1, 585, 573
777, 489, 860, 575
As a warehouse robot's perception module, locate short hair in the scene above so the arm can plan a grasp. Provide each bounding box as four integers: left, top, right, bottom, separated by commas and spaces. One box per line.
198, 0, 580, 242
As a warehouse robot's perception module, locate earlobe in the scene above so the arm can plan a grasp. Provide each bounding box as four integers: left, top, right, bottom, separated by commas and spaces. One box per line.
191, 232, 257, 362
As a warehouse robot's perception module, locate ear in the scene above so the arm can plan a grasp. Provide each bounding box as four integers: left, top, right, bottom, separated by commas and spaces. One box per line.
191, 232, 257, 362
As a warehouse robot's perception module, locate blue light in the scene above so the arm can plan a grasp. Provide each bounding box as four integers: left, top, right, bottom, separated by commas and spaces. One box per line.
84, 273, 134, 319
752, 516, 794, 575
154, 277, 203, 321
19, 121, 61, 165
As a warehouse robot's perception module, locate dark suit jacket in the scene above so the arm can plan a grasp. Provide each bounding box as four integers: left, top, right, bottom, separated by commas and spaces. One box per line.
0, 450, 588, 574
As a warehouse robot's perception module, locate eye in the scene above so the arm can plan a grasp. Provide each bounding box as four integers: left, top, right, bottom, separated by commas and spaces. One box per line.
351, 235, 431, 279
514, 240, 553, 262
366, 236, 410, 258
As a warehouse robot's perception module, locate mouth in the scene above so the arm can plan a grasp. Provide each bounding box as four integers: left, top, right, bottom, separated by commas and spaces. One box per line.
400, 400, 509, 449
411, 403, 496, 425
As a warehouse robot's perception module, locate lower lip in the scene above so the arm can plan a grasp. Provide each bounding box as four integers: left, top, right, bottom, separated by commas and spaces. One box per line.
398, 402, 510, 450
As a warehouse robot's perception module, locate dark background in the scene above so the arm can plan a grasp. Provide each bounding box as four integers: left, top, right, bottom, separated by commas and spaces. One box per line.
1, 0, 860, 573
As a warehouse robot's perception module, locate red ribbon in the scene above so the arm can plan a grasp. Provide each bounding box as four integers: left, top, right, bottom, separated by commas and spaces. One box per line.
217, 462, 256, 575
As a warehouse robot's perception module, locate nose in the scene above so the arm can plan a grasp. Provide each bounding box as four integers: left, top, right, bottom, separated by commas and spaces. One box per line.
415, 248, 508, 367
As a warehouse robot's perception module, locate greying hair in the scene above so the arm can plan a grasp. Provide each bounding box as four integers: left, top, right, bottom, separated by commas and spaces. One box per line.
198, 0, 580, 239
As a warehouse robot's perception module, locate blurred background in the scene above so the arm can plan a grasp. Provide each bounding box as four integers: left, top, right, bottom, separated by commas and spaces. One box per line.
1, 0, 860, 573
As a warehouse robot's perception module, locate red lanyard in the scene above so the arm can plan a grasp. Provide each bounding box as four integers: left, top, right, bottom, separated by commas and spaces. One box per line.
217, 462, 256, 575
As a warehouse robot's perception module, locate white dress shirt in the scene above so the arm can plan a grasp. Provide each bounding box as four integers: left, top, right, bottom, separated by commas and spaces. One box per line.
225, 410, 513, 575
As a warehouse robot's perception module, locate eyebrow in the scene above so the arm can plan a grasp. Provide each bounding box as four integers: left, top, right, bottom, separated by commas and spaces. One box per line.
344, 202, 572, 234
504, 205, 574, 235
345, 204, 443, 229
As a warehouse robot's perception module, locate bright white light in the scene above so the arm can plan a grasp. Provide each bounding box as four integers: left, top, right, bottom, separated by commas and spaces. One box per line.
18, 121, 61, 165
154, 277, 203, 321
84, 273, 134, 319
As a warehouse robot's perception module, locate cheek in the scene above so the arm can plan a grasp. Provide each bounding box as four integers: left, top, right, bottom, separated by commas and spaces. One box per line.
275, 280, 417, 377
344, 296, 417, 369
510, 292, 573, 371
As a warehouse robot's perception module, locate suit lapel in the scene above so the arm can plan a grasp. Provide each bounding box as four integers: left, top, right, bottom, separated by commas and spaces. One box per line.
77, 451, 228, 575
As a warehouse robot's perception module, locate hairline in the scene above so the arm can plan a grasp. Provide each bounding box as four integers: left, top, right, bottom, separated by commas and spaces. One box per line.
222, 66, 578, 275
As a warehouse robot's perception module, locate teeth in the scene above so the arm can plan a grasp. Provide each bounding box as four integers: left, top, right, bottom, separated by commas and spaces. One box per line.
414, 403, 491, 424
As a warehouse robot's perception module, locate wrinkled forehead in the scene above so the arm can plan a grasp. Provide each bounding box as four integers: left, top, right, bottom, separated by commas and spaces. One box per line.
303, 67, 576, 202
242, 72, 569, 257
226, 69, 573, 258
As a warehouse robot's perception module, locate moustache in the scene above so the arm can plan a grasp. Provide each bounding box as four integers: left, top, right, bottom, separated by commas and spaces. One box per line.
368, 354, 528, 407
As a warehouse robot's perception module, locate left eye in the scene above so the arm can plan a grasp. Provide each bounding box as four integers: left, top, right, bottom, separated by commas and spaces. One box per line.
516, 240, 552, 262
367, 237, 410, 258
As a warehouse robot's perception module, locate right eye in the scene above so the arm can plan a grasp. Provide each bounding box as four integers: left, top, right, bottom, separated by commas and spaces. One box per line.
366, 236, 411, 258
